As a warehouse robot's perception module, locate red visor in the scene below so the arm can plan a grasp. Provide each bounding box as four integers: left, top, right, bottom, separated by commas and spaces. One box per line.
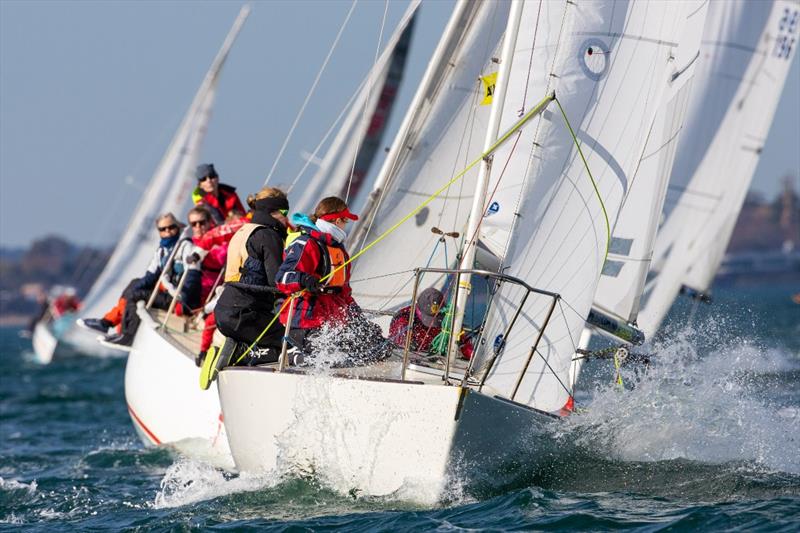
319, 208, 359, 222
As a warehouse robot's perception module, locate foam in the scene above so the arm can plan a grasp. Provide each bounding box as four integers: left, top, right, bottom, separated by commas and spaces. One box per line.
564, 320, 800, 474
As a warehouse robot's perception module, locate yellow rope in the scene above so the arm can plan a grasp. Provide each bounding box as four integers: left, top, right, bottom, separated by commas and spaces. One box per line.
229, 92, 557, 369
554, 97, 610, 261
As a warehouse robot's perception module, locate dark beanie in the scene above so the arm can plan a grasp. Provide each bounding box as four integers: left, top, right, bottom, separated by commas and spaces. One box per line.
254, 196, 289, 213
196, 163, 218, 180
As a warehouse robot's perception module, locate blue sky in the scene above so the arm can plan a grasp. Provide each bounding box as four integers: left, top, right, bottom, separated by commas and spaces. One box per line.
1, 0, 798, 248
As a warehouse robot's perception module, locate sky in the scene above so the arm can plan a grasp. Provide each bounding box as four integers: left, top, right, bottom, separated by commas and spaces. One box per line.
0, 0, 798, 249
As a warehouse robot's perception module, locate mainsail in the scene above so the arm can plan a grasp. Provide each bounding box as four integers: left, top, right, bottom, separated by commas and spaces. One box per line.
292, 2, 419, 214
637, 0, 799, 337
77, 7, 249, 323
350, 0, 511, 313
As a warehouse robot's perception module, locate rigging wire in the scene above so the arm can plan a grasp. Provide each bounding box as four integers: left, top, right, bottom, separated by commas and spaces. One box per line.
263, 0, 358, 186
345, 0, 390, 203
232, 92, 557, 365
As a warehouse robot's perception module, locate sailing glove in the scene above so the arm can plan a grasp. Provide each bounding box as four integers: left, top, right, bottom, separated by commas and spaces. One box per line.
300, 275, 322, 293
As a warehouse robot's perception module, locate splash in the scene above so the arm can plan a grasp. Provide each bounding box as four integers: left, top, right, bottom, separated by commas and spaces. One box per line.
0, 477, 37, 495
565, 317, 800, 474
153, 458, 275, 509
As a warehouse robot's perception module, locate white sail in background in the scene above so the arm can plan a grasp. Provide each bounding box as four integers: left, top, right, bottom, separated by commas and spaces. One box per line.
292, 1, 419, 215
473, 0, 702, 412
77, 7, 249, 321
637, 0, 799, 337
350, 0, 511, 313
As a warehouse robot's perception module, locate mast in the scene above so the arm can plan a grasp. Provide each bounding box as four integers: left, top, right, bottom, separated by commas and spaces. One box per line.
446, 0, 524, 362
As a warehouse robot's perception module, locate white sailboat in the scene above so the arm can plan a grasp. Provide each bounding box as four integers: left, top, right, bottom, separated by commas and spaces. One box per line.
115, 7, 249, 459
28, 7, 249, 363
219, 0, 705, 502
126, 4, 420, 459
637, 0, 799, 337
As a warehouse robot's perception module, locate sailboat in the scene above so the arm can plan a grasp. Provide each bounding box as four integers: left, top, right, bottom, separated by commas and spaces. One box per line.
27, 7, 248, 364
218, 0, 708, 501
637, 0, 799, 337
123, 4, 419, 459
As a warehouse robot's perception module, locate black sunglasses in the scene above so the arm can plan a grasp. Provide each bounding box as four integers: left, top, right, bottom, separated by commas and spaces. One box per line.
158, 224, 178, 232
189, 219, 208, 227
198, 175, 217, 183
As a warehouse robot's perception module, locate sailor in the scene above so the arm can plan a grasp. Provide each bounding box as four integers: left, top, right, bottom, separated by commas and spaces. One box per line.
388, 287, 473, 359
187, 206, 227, 363
192, 163, 246, 225
77, 213, 202, 346
213, 187, 290, 364
276, 196, 386, 363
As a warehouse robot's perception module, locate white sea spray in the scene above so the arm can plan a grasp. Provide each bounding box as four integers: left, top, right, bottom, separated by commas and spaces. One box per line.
563, 317, 800, 474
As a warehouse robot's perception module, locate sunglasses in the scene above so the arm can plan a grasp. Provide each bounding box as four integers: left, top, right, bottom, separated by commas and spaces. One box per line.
198, 175, 217, 183
158, 224, 178, 232
278, 209, 289, 216
189, 219, 208, 227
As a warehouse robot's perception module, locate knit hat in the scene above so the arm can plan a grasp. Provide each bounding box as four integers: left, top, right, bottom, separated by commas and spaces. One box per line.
415, 287, 444, 328
195, 163, 218, 180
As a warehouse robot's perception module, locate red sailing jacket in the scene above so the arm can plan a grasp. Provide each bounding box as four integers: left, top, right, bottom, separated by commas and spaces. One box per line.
276, 227, 355, 329
192, 183, 245, 224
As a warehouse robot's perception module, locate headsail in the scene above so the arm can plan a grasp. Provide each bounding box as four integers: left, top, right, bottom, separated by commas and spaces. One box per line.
637, 0, 799, 337
292, 2, 419, 214
78, 7, 250, 320
474, 0, 703, 412
588, 2, 708, 329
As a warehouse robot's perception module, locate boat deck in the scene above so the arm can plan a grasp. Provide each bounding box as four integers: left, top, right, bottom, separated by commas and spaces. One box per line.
147, 309, 474, 385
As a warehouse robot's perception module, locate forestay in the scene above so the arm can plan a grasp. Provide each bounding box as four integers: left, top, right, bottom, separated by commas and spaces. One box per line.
78, 8, 249, 319
637, 0, 799, 337
474, 0, 701, 412
350, 0, 511, 313
292, 2, 419, 215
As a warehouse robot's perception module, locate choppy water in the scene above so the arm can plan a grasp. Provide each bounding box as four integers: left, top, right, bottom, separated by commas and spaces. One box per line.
1, 283, 799, 530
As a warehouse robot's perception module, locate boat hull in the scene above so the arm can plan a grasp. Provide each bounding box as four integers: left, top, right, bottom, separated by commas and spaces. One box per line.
31, 321, 58, 364
124, 306, 232, 468
218, 367, 558, 503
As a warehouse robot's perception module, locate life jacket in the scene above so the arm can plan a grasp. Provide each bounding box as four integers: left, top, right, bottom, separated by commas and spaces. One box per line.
225, 223, 263, 283
324, 244, 346, 287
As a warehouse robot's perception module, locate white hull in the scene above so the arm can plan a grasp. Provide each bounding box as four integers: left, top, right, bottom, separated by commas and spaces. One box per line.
31, 322, 57, 364
62, 324, 127, 358
124, 305, 233, 468
219, 366, 559, 503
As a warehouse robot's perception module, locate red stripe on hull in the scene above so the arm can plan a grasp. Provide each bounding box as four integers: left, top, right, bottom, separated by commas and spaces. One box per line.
127, 404, 162, 445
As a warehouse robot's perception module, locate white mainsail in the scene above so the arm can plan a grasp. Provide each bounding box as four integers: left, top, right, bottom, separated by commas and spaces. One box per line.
292, 1, 419, 215
637, 0, 799, 337
471, 0, 703, 412
350, 0, 511, 313
77, 7, 250, 322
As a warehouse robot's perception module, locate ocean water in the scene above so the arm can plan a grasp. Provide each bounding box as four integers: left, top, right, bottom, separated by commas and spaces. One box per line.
1, 282, 798, 530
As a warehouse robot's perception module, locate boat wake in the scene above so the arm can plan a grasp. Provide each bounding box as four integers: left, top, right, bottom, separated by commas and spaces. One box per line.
541, 319, 800, 498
